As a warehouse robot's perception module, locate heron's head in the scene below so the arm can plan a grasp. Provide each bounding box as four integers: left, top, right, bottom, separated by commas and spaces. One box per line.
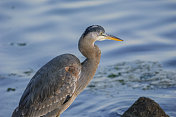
82, 25, 123, 42
79, 25, 123, 58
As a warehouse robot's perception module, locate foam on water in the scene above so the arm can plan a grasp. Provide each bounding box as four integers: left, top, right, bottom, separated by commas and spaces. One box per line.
92, 60, 176, 90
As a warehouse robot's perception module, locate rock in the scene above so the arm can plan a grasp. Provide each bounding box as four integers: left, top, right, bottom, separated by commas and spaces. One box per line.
121, 97, 169, 117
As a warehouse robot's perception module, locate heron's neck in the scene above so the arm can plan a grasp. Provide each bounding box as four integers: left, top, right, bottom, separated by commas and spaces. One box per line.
76, 57, 100, 95
76, 37, 101, 95
78, 36, 101, 59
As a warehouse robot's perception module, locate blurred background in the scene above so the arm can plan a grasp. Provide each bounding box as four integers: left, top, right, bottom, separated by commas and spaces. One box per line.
0, 0, 176, 117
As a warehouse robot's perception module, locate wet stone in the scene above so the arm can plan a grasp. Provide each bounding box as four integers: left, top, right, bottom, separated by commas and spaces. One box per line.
121, 97, 169, 117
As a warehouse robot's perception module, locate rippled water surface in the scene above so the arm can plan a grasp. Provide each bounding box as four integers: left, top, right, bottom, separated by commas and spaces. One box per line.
0, 0, 176, 117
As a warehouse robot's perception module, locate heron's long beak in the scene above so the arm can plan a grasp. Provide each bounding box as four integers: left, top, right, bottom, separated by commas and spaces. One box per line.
104, 34, 123, 41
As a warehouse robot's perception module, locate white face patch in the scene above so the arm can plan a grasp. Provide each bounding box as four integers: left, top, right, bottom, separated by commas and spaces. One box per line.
96, 35, 106, 41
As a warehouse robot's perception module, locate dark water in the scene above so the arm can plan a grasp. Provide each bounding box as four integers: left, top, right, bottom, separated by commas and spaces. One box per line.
0, 0, 176, 117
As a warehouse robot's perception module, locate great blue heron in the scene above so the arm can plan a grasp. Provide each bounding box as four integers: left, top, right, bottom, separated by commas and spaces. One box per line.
12, 25, 123, 117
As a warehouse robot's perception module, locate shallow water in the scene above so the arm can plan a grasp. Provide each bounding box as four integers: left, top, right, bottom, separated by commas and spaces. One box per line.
0, 0, 176, 117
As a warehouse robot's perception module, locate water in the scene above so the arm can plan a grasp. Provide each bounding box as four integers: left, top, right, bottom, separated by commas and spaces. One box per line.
0, 0, 176, 117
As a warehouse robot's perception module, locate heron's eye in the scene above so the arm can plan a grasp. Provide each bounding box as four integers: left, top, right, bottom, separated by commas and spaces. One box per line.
100, 32, 103, 35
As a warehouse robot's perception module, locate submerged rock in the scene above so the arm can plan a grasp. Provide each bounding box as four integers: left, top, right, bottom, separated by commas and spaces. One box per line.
121, 97, 169, 117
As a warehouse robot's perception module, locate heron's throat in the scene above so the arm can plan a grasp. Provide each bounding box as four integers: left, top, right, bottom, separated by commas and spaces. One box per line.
78, 37, 101, 61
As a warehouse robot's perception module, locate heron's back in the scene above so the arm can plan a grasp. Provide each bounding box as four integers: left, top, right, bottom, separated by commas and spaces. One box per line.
12, 54, 81, 117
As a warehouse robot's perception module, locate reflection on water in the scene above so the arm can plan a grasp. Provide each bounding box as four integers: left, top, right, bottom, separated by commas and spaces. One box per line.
0, 0, 176, 117
0, 0, 176, 74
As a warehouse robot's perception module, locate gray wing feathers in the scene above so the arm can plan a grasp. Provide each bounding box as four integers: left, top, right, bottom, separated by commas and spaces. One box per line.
13, 54, 81, 117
